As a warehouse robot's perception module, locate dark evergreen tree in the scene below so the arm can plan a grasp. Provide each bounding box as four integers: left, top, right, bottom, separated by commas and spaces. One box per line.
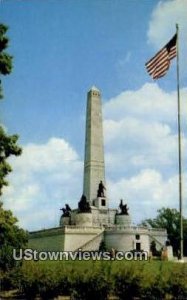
99, 240, 107, 252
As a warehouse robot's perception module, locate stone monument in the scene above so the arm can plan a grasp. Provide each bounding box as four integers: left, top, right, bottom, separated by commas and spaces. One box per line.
83, 86, 106, 205
29, 86, 168, 254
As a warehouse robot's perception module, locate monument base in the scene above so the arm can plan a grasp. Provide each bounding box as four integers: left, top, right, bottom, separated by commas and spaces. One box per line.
115, 214, 131, 227
93, 197, 108, 210
60, 216, 70, 226
75, 212, 92, 226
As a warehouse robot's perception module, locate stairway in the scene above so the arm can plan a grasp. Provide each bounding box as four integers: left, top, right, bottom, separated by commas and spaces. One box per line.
74, 229, 105, 251
148, 232, 165, 248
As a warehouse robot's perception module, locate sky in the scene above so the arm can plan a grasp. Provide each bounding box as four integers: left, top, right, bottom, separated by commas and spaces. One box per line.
1, 0, 187, 231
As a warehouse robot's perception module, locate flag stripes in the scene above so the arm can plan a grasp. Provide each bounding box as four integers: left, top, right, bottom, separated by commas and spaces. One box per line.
145, 33, 177, 79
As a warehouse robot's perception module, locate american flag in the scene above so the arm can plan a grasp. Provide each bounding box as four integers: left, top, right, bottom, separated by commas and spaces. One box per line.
145, 33, 177, 79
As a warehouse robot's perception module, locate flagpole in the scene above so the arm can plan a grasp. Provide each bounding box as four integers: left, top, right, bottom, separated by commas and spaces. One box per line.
176, 23, 183, 259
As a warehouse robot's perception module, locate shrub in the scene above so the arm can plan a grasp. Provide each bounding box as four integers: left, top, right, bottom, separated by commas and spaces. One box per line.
70, 268, 109, 300
167, 264, 187, 299
140, 262, 170, 299
112, 263, 142, 300
19, 261, 72, 299
10, 259, 187, 299
20, 262, 40, 299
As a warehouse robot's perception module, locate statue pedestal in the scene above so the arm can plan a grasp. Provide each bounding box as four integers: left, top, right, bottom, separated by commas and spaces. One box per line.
94, 197, 108, 210
60, 216, 70, 226
75, 212, 92, 226
161, 246, 173, 261
166, 245, 173, 261
115, 214, 131, 227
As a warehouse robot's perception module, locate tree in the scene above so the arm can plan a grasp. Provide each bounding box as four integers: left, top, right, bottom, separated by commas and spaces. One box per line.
0, 24, 27, 272
0, 201, 28, 271
0, 127, 22, 195
141, 207, 187, 256
0, 24, 13, 99
99, 240, 107, 252
0, 24, 22, 194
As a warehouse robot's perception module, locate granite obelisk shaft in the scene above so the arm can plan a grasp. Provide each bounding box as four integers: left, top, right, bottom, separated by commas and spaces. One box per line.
83, 87, 105, 204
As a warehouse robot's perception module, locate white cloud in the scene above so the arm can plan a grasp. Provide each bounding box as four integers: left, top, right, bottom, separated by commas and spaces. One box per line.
107, 169, 187, 223
103, 82, 187, 220
104, 83, 187, 123
147, 0, 187, 76
11, 137, 79, 172
2, 137, 83, 230
104, 117, 178, 174
148, 0, 187, 46
104, 83, 187, 178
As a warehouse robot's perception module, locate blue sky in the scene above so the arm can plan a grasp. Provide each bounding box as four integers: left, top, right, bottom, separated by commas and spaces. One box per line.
1, 0, 187, 230
1, 0, 155, 147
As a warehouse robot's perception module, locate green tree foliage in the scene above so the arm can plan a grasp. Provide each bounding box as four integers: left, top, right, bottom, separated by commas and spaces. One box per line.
0, 24, 21, 195
0, 127, 22, 195
0, 201, 28, 271
0, 24, 22, 194
141, 207, 187, 255
0, 24, 13, 99
0, 24, 27, 272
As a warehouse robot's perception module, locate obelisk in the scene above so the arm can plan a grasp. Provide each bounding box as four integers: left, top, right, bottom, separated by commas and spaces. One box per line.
83, 86, 106, 204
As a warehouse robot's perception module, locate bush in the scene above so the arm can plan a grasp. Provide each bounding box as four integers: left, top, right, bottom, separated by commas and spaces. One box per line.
140, 262, 170, 299
3, 260, 187, 299
19, 261, 72, 299
19, 261, 110, 299
0, 267, 22, 291
70, 268, 109, 300
20, 262, 40, 299
112, 263, 142, 299
167, 264, 187, 299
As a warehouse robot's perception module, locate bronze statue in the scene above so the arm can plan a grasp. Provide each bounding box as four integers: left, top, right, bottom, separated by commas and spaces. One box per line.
78, 194, 91, 213
60, 203, 72, 217
97, 180, 106, 197
119, 199, 129, 215
65, 204, 71, 212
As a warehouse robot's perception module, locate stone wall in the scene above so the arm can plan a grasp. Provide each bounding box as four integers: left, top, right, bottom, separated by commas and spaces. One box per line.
29, 227, 65, 251
28, 225, 167, 253
60, 207, 118, 227
78, 230, 104, 251
75, 213, 93, 226
63, 226, 103, 251
91, 207, 117, 226
105, 226, 166, 252
115, 215, 131, 226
